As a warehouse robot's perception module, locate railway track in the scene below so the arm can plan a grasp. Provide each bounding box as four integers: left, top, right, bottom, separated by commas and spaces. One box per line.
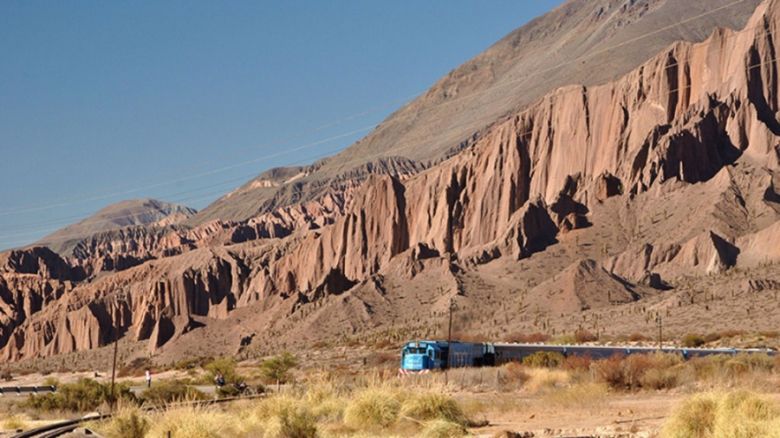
10, 394, 266, 438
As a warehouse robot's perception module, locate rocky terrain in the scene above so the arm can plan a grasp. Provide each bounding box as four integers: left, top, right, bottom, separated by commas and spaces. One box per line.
2, 0, 780, 364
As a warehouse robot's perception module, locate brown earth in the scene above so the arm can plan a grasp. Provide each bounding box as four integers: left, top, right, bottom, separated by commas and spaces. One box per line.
2, 0, 780, 365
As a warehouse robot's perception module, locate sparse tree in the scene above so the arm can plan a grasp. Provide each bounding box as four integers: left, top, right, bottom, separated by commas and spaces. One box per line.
260, 352, 298, 391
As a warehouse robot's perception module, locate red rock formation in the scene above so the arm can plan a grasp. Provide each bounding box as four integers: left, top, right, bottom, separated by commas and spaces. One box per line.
3, 0, 780, 361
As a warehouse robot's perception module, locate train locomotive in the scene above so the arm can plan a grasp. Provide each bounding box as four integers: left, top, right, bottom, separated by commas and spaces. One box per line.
400, 340, 775, 372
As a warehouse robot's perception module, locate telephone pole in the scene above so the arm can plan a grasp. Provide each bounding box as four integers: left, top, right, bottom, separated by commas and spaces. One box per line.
108, 291, 125, 412
655, 314, 663, 351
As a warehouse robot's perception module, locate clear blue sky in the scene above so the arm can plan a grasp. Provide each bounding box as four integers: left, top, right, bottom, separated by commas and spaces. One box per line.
0, 0, 563, 250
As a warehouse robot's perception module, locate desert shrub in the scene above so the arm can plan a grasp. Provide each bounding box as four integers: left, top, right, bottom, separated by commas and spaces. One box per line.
574, 329, 598, 343
2, 414, 28, 431
501, 362, 529, 387
419, 419, 467, 438
140, 380, 207, 405
682, 334, 706, 348
174, 356, 212, 371
42, 376, 60, 387
400, 392, 467, 425
592, 356, 626, 389
551, 334, 577, 345
1, 368, 12, 381
260, 352, 298, 387
204, 357, 242, 384
522, 351, 565, 368
562, 354, 592, 371
23, 378, 135, 412
640, 367, 679, 390
343, 388, 401, 429
97, 405, 150, 438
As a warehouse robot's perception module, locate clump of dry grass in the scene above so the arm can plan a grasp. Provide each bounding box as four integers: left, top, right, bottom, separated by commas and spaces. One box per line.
543, 382, 609, 409
343, 387, 403, 430
662, 391, 780, 438
148, 405, 236, 438
400, 392, 468, 425
523, 367, 570, 393
93, 405, 149, 438
2, 414, 29, 431
419, 419, 467, 438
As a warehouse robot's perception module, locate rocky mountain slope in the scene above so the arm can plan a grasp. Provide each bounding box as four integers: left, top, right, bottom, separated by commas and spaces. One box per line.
189, 0, 764, 224
2, 0, 780, 363
37, 199, 196, 255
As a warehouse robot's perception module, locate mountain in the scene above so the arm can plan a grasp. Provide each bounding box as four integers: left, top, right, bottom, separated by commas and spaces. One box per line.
2, 0, 780, 364
189, 0, 763, 224
36, 199, 196, 255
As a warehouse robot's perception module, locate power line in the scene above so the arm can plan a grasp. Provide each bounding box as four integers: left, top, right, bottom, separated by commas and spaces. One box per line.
0, 0, 755, 220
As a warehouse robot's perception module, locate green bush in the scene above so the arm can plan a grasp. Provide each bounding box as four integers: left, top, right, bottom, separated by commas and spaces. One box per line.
260, 352, 298, 387
23, 378, 135, 412
522, 351, 565, 368
204, 357, 242, 384
140, 380, 207, 405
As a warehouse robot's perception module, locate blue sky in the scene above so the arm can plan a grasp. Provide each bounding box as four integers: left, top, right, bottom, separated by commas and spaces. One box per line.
0, 0, 563, 249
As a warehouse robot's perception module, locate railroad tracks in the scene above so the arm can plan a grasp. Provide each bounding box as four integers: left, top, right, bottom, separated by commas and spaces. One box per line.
10, 394, 266, 438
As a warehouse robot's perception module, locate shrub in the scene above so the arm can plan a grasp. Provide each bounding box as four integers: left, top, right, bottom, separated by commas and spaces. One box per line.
574, 329, 598, 343
261, 403, 317, 438
343, 388, 401, 429
562, 354, 592, 371
23, 378, 135, 412
640, 368, 679, 390
140, 380, 207, 405
260, 352, 298, 388
1, 369, 12, 382
522, 351, 565, 368
420, 419, 467, 438
400, 393, 467, 425
592, 356, 626, 389
501, 362, 529, 387
682, 334, 706, 348
204, 357, 241, 384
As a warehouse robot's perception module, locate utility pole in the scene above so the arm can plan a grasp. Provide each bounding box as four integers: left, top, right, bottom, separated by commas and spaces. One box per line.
655, 314, 663, 351
109, 291, 124, 413
445, 297, 454, 386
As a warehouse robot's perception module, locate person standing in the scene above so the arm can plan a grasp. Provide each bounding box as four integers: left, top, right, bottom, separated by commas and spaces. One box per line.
145, 369, 152, 388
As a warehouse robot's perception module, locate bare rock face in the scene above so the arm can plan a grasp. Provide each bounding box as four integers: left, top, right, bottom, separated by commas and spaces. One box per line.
4, 0, 780, 361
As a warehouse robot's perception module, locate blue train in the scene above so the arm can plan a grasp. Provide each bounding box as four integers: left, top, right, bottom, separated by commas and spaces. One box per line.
400, 340, 775, 372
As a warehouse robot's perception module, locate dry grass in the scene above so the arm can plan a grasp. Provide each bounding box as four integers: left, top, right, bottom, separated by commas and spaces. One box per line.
2, 414, 29, 431
400, 392, 468, 425
419, 419, 467, 438
343, 387, 403, 430
662, 391, 780, 438
542, 382, 609, 409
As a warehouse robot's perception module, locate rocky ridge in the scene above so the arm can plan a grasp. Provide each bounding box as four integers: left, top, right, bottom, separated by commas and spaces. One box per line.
2, 0, 780, 361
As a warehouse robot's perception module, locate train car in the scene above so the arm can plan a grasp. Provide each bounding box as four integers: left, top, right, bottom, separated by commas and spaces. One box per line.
400, 340, 494, 372
400, 339, 775, 372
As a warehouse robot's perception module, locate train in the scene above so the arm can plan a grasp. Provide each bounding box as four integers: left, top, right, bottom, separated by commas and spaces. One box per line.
399, 340, 776, 372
